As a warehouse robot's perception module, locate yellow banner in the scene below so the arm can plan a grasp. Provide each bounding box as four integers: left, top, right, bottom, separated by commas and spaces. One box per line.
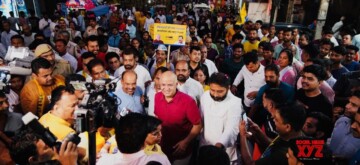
153, 23, 187, 46
149, 24, 154, 39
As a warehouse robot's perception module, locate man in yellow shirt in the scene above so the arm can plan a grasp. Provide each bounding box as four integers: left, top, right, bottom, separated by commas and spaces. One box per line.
243, 28, 260, 53
20, 58, 65, 117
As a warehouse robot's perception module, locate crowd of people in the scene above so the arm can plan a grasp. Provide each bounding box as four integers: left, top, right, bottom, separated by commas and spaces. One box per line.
0, 4, 359, 165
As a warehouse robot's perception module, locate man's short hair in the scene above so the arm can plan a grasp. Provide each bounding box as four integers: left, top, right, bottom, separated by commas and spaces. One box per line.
10, 130, 40, 165
55, 39, 67, 46
105, 52, 120, 63
48, 85, 75, 111
319, 39, 334, 49
116, 113, 148, 153
331, 46, 347, 56
153, 67, 169, 79
123, 48, 138, 59
306, 112, 333, 139
31, 58, 52, 74
243, 52, 258, 65
190, 46, 201, 54
11, 35, 24, 43
232, 33, 244, 41
265, 64, 280, 76
346, 45, 359, 52
283, 28, 292, 33
232, 43, 243, 50
262, 42, 274, 52
87, 58, 105, 74
208, 72, 231, 88
198, 145, 230, 165
302, 64, 327, 81
255, 20, 263, 25
277, 102, 306, 132
303, 44, 319, 59
81, 52, 96, 60
264, 88, 286, 108
85, 35, 98, 46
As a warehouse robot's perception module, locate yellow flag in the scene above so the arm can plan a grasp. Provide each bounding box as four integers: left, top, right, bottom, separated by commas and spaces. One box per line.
236, 3, 247, 25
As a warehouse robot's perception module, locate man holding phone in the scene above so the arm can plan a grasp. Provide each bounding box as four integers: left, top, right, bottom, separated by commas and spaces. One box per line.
199, 72, 242, 164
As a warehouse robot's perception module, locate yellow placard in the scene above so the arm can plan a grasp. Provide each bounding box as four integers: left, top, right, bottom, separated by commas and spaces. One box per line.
149, 24, 154, 39
153, 23, 187, 46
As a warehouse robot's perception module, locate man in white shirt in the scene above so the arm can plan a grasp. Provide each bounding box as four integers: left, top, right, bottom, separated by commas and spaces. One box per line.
145, 67, 169, 116
83, 18, 99, 38
200, 46, 218, 76
55, 39, 78, 71
175, 60, 204, 103
1, 21, 18, 50
21, 24, 35, 47
144, 12, 154, 32
231, 52, 266, 109
157, 10, 167, 23
126, 16, 137, 39
200, 72, 242, 164
38, 14, 52, 38
114, 48, 152, 92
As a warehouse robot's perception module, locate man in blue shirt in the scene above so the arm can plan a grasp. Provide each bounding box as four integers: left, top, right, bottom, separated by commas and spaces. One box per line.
330, 46, 349, 80
108, 27, 121, 48
330, 90, 360, 160
250, 64, 295, 124
349, 107, 360, 165
114, 70, 144, 114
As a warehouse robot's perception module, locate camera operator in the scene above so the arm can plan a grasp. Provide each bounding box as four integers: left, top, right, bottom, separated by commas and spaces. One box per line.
9, 129, 78, 165
114, 70, 145, 114
38, 86, 86, 158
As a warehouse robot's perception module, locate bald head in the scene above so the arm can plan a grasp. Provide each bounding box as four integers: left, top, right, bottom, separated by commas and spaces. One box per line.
121, 70, 137, 95
160, 71, 178, 99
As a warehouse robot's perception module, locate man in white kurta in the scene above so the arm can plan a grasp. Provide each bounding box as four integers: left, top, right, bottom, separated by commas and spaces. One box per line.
199, 72, 242, 163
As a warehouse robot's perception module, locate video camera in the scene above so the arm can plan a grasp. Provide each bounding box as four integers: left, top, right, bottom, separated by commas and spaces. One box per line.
0, 66, 31, 93
71, 79, 119, 133
22, 112, 81, 151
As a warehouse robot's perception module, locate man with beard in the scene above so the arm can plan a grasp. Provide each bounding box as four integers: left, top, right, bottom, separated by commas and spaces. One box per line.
330, 90, 360, 160
220, 43, 245, 84
20, 58, 65, 117
199, 72, 242, 164
296, 64, 332, 118
188, 46, 209, 78
274, 28, 300, 61
302, 111, 332, 140
115, 48, 152, 92
343, 45, 360, 71
114, 70, 144, 114
330, 46, 350, 80
34, 44, 73, 77
55, 30, 81, 59
154, 71, 202, 164
249, 64, 295, 121
243, 28, 260, 53
175, 60, 204, 103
